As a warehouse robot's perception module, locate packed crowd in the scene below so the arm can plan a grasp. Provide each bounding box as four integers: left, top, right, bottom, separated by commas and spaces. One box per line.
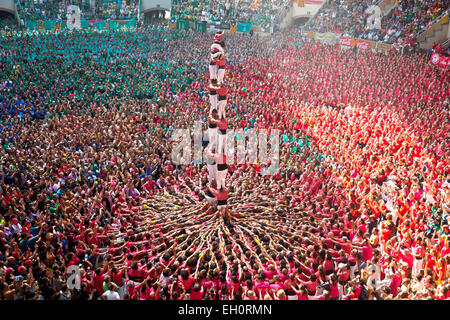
0, 23, 449, 300
360, 0, 450, 44
170, 0, 287, 27
14, 0, 285, 27
231, 0, 286, 27
15, 0, 138, 22
307, 0, 450, 45
88, 0, 139, 21
0, 14, 17, 30
16, 0, 71, 21
307, 0, 377, 35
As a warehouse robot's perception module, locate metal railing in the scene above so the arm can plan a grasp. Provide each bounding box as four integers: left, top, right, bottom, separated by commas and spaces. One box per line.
416, 10, 449, 43
442, 38, 450, 49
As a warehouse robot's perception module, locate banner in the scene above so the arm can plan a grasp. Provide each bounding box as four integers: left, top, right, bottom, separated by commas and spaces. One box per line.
339, 37, 353, 47
376, 42, 393, 52
430, 52, 450, 69
26, 21, 37, 30
127, 17, 136, 28
194, 21, 206, 32
109, 21, 118, 30
169, 18, 176, 30
54, 20, 62, 31
314, 32, 338, 44
44, 20, 55, 30
81, 19, 90, 29
94, 21, 106, 30
177, 19, 190, 31
237, 23, 252, 33
357, 39, 370, 51
229, 21, 237, 34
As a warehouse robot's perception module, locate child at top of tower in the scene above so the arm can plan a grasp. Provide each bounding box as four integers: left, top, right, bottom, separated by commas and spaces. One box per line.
210, 31, 226, 85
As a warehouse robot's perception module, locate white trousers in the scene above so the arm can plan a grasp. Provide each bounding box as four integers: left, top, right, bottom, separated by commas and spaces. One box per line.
209, 65, 217, 80
218, 133, 226, 156
350, 265, 357, 280
208, 128, 218, 149
204, 193, 217, 208
412, 258, 423, 278
118, 283, 126, 299
218, 99, 226, 119
217, 68, 225, 84
216, 169, 227, 189
209, 94, 218, 113
207, 164, 217, 184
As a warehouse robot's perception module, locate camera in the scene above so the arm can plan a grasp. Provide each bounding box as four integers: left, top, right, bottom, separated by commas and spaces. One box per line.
318, 281, 331, 291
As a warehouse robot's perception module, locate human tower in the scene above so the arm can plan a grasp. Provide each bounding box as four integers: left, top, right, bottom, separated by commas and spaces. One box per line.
204, 30, 229, 218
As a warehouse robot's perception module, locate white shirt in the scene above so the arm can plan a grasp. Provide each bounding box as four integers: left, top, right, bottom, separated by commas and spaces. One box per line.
102, 290, 120, 300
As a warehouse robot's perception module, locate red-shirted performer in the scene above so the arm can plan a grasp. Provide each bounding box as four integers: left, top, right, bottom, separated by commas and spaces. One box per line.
207, 148, 227, 190
217, 84, 227, 119
208, 79, 219, 115
206, 144, 218, 185
210, 31, 225, 84
210, 185, 229, 220
202, 181, 217, 211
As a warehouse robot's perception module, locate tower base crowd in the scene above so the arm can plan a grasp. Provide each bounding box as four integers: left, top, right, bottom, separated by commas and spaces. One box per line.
0, 25, 448, 300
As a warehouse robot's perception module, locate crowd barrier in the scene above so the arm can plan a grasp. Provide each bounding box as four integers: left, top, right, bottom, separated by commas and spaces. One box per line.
303, 30, 397, 53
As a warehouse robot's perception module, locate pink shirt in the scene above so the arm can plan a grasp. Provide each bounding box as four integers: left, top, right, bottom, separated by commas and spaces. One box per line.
190, 289, 204, 300
297, 292, 309, 300
254, 281, 270, 296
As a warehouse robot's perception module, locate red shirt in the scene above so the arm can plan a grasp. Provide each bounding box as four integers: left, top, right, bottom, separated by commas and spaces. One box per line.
190, 289, 204, 300
412, 244, 425, 258
400, 251, 414, 269
296, 292, 309, 300
218, 119, 227, 130
179, 276, 195, 290
93, 272, 105, 295
361, 245, 373, 262
390, 274, 402, 296
215, 188, 228, 201
111, 271, 124, 286
254, 280, 270, 296
218, 86, 228, 96
302, 280, 318, 296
